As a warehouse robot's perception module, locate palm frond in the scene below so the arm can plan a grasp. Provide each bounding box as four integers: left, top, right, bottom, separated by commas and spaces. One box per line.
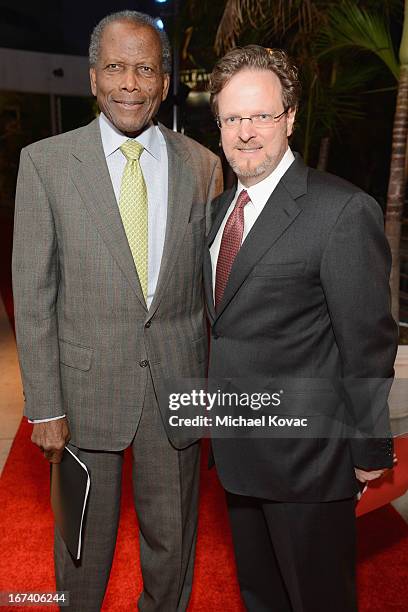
215, 0, 265, 54
214, 0, 323, 54
297, 60, 380, 143
361, 0, 403, 20
328, 63, 382, 93
316, 0, 399, 80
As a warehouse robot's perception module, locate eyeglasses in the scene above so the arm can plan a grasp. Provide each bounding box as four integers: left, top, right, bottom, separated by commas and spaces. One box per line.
216, 109, 289, 130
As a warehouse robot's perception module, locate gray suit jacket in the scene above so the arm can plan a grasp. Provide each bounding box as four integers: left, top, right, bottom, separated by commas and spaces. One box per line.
204, 153, 397, 502
12, 118, 223, 450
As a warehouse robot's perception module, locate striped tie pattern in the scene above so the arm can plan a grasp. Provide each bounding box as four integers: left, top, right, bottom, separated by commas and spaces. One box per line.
119, 139, 148, 301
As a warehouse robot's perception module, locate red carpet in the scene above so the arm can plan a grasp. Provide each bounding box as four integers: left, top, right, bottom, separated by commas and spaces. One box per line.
1, 421, 408, 611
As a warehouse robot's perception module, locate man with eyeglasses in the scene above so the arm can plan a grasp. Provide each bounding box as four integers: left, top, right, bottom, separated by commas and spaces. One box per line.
204, 45, 397, 611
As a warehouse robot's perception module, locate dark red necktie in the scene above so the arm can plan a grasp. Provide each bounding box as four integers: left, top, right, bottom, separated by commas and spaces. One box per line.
215, 189, 251, 310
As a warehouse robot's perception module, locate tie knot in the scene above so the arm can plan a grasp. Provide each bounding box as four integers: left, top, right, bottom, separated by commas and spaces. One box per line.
235, 189, 251, 210
120, 139, 144, 161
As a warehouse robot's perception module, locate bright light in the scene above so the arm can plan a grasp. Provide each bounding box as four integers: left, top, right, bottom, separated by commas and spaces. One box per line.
154, 18, 165, 30
155, 0, 168, 3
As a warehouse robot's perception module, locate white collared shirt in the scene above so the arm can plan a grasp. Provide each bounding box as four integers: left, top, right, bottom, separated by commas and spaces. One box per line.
210, 147, 295, 294
99, 112, 168, 309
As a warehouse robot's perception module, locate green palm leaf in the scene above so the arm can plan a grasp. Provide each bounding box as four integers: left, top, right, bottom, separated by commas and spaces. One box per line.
317, 0, 399, 79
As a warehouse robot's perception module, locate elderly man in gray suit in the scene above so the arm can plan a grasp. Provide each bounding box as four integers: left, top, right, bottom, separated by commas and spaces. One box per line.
12, 10, 222, 611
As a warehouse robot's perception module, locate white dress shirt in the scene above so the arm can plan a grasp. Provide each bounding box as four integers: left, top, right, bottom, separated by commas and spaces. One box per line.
99, 112, 168, 309
210, 147, 295, 295
30, 114, 169, 423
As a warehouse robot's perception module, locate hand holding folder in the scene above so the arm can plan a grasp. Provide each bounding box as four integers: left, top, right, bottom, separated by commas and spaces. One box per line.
50, 446, 90, 560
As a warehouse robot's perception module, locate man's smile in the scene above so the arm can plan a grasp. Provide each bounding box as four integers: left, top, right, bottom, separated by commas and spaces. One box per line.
237, 147, 262, 153
114, 100, 145, 109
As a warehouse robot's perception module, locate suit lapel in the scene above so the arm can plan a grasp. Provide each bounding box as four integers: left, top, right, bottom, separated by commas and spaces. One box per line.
212, 154, 308, 321
207, 187, 236, 247
70, 119, 147, 309
147, 124, 194, 319
203, 187, 236, 322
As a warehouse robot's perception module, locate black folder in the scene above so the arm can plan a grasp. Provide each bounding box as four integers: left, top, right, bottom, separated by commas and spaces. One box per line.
50, 446, 90, 560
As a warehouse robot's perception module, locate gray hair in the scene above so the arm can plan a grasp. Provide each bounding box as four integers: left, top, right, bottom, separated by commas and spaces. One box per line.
89, 10, 172, 74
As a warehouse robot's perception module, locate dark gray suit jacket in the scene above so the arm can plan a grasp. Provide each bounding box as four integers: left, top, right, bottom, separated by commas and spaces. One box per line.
204, 153, 397, 502
12, 119, 223, 450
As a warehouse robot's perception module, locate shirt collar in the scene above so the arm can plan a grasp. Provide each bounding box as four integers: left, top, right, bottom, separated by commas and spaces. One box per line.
99, 113, 161, 161
236, 147, 295, 212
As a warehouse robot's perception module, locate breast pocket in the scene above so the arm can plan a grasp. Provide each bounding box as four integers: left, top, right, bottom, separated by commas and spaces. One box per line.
252, 262, 305, 278
180, 216, 206, 268
187, 216, 206, 235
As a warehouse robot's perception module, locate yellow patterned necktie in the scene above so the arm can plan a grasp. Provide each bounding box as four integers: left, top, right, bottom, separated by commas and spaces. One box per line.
119, 139, 148, 301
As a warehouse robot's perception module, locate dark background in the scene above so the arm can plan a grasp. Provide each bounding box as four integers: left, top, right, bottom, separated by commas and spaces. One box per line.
0, 0, 165, 56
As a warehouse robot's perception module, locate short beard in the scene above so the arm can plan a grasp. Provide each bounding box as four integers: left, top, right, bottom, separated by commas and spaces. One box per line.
227, 152, 277, 180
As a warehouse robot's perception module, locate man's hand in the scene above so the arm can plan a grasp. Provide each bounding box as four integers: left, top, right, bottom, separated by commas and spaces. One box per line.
354, 467, 385, 484
31, 418, 71, 463
355, 453, 397, 485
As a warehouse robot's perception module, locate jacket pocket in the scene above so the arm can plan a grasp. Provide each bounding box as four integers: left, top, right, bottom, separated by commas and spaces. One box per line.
187, 216, 206, 234
252, 262, 305, 277
59, 338, 93, 371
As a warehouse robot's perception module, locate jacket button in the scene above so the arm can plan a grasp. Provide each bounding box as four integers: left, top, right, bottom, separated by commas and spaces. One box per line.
145, 321, 151, 328
139, 360, 149, 368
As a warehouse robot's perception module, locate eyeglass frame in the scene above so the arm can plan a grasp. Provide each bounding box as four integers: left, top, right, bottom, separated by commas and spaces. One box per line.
216, 108, 289, 130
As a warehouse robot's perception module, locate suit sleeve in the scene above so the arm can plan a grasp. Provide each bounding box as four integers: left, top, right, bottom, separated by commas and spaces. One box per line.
320, 192, 398, 470
12, 148, 64, 420
205, 156, 224, 235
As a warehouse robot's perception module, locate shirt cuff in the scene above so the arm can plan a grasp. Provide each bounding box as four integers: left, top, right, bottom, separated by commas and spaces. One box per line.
28, 415, 66, 424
